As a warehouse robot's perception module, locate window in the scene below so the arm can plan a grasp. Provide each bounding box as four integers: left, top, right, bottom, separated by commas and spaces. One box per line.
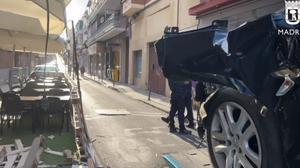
134, 50, 142, 78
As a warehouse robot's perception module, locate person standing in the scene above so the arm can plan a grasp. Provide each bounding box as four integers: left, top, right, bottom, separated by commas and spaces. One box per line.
185, 81, 195, 129
161, 80, 195, 129
80, 65, 85, 77
167, 79, 192, 134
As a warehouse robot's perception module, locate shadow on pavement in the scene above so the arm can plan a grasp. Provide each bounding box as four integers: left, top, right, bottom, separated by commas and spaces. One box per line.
173, 131, 207, 149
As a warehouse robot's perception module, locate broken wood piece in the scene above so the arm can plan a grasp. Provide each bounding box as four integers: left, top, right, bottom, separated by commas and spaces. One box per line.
2, 145, 14, 153
15, 139, 24, 150
45, 148, 63, 156
0, 147, 7, 163
37, 165, 58, 168
88, 158, 95, 168
63, 149, 72, 158
4, 154, 18, 168
47, 135, 55, 140
23, 136, 45, 168
6, 147, 31, 156
63, 149, 73, 163
16, 151, 29, 168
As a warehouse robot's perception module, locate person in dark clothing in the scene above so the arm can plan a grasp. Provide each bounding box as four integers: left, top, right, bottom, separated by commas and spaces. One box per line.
80, 65, 85, 76
184, 81, 195, 129
194, 82, 207, 102
161, 81, 195, 129
166, 79, 192, 134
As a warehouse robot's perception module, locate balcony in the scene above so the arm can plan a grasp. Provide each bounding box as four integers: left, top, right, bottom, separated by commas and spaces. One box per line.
87, 14, 126, 46
189, 0, 245, 16
88, 0, 121, 24
122, 0, 144, 17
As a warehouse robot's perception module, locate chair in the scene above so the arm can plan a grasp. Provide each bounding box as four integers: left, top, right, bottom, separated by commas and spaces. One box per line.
20, 85, 42, 96
44, 97, 65, 133
54, 82, 68, 88
0, 92, 26, 135
48, 88, 70, 96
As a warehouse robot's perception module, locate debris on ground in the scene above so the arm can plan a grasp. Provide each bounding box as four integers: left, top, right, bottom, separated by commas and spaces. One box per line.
0, 136, 45, 168
47, 135, 55, 140
63, 149, 73, 164
44, 148, 63, 156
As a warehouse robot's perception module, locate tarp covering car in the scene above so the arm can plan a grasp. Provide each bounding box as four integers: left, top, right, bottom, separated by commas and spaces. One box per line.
155, 10, 300, 109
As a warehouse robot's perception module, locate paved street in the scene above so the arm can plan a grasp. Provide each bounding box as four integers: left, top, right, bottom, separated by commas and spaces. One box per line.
80, 78, 211, 168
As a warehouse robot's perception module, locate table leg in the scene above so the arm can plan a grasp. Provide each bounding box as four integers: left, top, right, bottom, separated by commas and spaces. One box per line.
32, 104, 37, 133
66, 101, 70, 132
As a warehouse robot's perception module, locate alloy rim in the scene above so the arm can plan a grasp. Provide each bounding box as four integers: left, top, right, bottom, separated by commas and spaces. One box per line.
210, 102, 262, 168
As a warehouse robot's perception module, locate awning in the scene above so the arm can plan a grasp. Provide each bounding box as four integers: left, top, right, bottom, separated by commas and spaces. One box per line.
0, 29, 65, 53
0, 0, 70, 53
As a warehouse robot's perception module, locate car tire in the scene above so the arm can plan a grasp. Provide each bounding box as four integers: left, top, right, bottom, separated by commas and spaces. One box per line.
206, 88, 284, 168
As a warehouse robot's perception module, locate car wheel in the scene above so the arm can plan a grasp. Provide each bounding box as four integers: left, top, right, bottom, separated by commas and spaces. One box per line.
206, 89, 283, 168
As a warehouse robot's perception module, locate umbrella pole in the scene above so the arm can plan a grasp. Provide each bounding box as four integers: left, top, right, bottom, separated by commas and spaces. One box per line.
43, 0, 50, 95
71, 21, 82, 106
13, 44, 16, 67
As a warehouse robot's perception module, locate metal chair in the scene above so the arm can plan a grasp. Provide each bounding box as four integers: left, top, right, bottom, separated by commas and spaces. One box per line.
54, 82, 68, 88
0, 92, 26, 135
48, 88, 69, 96
44, 97, 65, 133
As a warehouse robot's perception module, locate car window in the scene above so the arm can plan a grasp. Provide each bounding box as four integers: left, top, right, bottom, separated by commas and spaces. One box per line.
34, 66, 58, 72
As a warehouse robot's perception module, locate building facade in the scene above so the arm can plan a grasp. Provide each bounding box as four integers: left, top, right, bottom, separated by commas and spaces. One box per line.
76, 13, 89, 76
122, 0, 199, 95
189, 0, 283, 29
84, 0, 129, 83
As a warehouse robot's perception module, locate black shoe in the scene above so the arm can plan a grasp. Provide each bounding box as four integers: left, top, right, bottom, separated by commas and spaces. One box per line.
161, 117, 170, 123
187, 123, 195, 129
179, 129, 192, 134
169, 126, 177, 133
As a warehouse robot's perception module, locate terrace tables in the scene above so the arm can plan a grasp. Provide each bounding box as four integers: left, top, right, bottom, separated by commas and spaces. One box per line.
33, 88, 70, 93
36, 83, 55, 87
20, 95, 71, 133
18, 76, 71, 133
20, 95, 70, 102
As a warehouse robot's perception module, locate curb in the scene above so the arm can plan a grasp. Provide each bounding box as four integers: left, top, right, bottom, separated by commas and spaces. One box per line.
137, 99, 169, 113
107, 86, 121, 93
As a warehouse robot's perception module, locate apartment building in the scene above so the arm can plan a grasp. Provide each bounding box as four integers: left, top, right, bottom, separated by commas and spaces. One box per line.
189, 0, 283, 29
76, 13, 89, 75
122, 0, 199, 95
85, 0, 129, 83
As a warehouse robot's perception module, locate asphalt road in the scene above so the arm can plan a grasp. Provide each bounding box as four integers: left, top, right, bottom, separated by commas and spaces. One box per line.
81, 78, 208, 168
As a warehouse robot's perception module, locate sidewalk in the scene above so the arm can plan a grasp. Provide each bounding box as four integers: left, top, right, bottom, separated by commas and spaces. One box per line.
84, 75, 171, 113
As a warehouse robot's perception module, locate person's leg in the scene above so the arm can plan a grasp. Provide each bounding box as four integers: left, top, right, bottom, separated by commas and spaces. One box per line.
185, 94, 195, 128
178, 94, 192, 134
177, 96, 187, 131
168, 99, 178, 132
161, 116, 169, 123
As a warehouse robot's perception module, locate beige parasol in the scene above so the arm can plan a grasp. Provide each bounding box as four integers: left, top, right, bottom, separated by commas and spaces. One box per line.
0, 0, 70, 53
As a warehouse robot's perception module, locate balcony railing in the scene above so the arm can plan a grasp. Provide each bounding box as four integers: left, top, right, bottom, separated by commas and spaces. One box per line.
87, 14, 125, 45
88, 0, 108, 24
88, 0, 122, 24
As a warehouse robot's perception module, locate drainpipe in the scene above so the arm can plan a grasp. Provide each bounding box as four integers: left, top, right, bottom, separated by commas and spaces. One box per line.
13, 44, 16, 67
177, 0, 179, 27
